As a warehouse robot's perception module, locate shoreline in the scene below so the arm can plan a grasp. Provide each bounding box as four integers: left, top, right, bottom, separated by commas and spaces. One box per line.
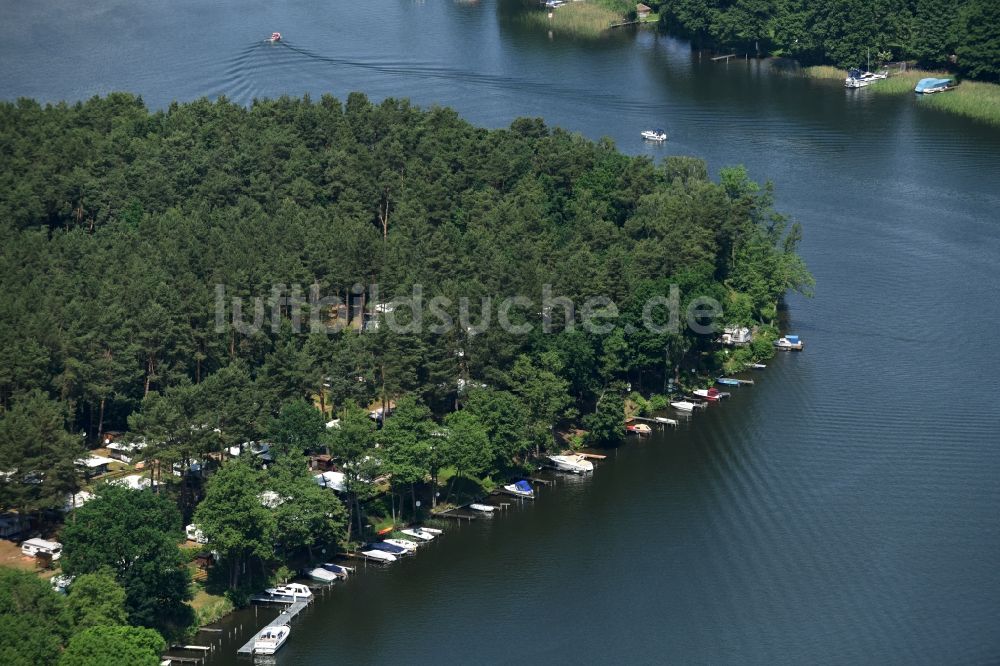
796, 65, 1000, 128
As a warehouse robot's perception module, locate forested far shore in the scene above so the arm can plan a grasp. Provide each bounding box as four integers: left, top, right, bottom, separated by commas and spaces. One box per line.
656, 0, 1000, 82
0, 93, 811, 651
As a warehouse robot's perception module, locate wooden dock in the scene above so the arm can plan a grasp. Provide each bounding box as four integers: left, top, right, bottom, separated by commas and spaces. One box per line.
629, 416, 679, 428
431, 509, 477, 521
236, 598, 311, 656
711, 53, 737, 61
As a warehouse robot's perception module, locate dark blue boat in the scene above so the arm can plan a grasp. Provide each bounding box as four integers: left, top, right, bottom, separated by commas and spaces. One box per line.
368, 541, 408, 555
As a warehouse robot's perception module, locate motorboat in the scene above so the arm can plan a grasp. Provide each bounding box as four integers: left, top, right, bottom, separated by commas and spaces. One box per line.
641, 129, 668, 141
368, 541, 410, 556
304, 567, 338, 583
469, 503, 495, 513
693, 388, 729, 401
262, 583, 313, 602
670, 400, 703, 412
626, 423, 652, 435
414, 526, 443, 535
269, 32, 282, 43
548, 454, 594, 474
654, 416, 679, 427
914, 77, 954, 94
320, 563, 353, 579
361, 549, 397, 563
400, 527, 436, 541
504, 480, 535, 498
716, 377, 741, 386
384, 538, 420, 552
749, 363, 767, 369
844, 68, 887, 88
253, 624, 290, 655
774, 334, 804, 351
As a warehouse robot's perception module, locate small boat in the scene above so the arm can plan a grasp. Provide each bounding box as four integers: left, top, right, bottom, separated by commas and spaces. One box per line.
400, 527, 436, 541
749, 363, 767, 369
548, 454, 594, 474
469, 503, 495, 513
253, 624, 290, 655
914, 77, 954, 94
304, 567, 339, 583
844, 68, 887, 88
716, 377, 741, 386
693, 388, 729, 401
654, 416, 679, 427
384, 538, 420, 552
670, 400, 705, 412
361, 549, 397, 563
414, 526, 443, 535
320, 563, 353, 579
504, 480, 535, 498
368, 541, 410, 556
268, 32, 282, 43
626, 423, 652, 435
262, 583, 313, 602
641, 129, 668, 141
774, 335, 804, 351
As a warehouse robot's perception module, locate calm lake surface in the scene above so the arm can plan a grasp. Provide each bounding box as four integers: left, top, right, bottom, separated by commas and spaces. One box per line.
4, 0, 1000, 663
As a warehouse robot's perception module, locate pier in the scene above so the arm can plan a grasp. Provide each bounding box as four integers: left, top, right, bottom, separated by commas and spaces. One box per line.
629, 416, 679, 428
236, 598, 312, 656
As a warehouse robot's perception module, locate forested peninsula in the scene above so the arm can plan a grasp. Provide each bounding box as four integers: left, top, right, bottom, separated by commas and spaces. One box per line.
0, 93, 811, 657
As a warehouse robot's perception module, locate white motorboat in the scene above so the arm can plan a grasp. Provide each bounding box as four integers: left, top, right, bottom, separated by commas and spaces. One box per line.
750, 363, 767, 369
774, 334, 804, 351
469, 503, 495, 513
304, 567, 339, 583
253, 624, 290, 655
320, 563, 353, 579
262, 583, 313, 602
414, 526, 443, 535
384, 538, 420, 552
641, 129, 668, 141
654, 416, 679, 426
670, 400, 702, 412
548, 454, 594, 474
503, 480, 535, 498
362, 549, 397, 563
844, 68, 887, 88
400, 527, 436, 541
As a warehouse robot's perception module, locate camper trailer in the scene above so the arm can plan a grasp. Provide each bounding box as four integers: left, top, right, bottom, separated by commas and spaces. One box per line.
20, 538, 62, 561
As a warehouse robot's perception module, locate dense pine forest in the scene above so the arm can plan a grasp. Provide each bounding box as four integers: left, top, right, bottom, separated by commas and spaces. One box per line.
657, 0, 1000, 81
0, 93, 811, 653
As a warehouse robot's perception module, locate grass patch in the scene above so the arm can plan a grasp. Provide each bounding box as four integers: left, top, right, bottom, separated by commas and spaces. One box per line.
189, 589, 234, 626
518, 3, 622, 38
801, 65, 844, 81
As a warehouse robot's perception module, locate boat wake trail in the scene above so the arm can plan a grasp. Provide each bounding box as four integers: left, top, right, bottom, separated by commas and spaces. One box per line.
275, 41, 663, 114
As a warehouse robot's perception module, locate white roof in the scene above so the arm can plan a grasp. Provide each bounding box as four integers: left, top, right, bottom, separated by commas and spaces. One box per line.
76, 455, 116, 468
110, 474, 150, 490
22, 537, 61, 549
62, 491, 95, 512
106, 441, 146, 452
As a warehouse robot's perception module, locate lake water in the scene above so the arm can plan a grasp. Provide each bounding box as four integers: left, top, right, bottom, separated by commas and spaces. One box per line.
3, 0, 1000, 663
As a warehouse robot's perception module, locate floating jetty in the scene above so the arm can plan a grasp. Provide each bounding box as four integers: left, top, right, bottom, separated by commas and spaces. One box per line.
236, 598, 312, 656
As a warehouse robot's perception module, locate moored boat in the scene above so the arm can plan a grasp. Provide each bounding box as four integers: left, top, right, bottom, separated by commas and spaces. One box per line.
670, 400, 705, 412
361, 549, 397, 563
253, 624, 290, 655
914, 77, 955, 94
415, 526, 443, 535
693, 388, 729, 401
469, 503, 495, 513
641, 129, 668, 141
626, 422, 653, 435
845, 68, 888, 88
320, 563, 353, 579
304, 567, 338, 583
384, 538, 420, 552
368, 541, 410, 556
503, 480, 535, 498
774, 334, 804, 350
400, 527, 437, 541
749, 363, 767, 369
548, 454, 594, 474
654, 416, 679, 426
716, 377, 741, 386
262, 583, 313, 602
